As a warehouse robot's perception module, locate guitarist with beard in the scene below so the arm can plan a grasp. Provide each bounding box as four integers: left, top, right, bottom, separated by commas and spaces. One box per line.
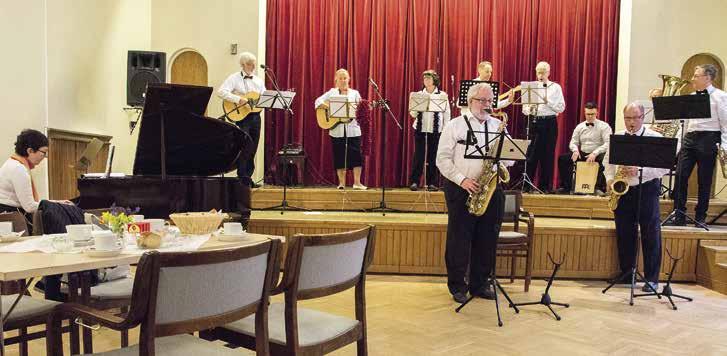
218, 51, 266, 188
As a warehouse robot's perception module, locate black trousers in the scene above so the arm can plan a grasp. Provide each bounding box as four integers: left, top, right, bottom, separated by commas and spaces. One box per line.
526, 116, 558, 191
557, 151, 605, 191
235, 113, 261, 183
443, 179, 505, 295
614, 179, 662, 282
409, 132, 440, 185
673, 131, 720, 221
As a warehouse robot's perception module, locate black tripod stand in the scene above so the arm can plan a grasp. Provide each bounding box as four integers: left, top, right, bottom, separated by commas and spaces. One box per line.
643, 248, 693, 310
258, 66, 307, 214
510, 253, 570, 320
366, 78, 403, 216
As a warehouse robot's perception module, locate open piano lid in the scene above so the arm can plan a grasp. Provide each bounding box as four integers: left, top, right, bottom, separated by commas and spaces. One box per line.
133, 83, 250, 176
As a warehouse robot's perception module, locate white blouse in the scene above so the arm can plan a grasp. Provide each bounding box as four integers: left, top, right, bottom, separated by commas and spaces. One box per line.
409, 88, 451, 133
0, 158, 40, 212
315, 88, 362, 138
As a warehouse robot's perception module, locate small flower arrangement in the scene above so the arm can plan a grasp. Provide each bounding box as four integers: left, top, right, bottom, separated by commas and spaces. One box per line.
100, 205, 139, 234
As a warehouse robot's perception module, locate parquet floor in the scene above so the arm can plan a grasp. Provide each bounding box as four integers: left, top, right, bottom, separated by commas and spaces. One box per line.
6, 275, 727, 355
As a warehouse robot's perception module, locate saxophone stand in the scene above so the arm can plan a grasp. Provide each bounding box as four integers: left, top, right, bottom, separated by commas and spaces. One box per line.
509, 253, 570, 320
454, 111, 528, 327
258, 67, 306, 215
652, 94, 711, 230
366, 78, 403, 216
644, 248, 693, 310
602, 134, 677, 305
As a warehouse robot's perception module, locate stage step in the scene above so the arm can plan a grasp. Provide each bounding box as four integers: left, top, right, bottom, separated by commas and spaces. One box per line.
697, 240, 727, 295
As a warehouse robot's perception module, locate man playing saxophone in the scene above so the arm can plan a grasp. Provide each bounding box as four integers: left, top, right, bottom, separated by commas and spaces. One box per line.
603, 102, 669, 291
436, 83, 514, 303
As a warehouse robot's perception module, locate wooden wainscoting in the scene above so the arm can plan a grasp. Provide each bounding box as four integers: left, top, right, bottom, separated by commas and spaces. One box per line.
47, 129, 112, 200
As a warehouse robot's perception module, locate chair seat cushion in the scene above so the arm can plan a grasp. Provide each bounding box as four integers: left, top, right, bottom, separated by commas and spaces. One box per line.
224, 302, 360, 347
84, 334, 252, 355
498, 231, 527, 240
61, 277, 133, 300
1, 294, 59, 322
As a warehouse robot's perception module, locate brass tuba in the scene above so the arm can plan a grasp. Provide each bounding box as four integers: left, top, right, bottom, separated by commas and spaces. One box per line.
649, 75, 691, 138
607, 166, 630, 211
466, 111, 510, 216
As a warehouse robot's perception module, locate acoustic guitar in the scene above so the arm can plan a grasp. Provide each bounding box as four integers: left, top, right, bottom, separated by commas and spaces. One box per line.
316, 102, 352, 130
222, 91, 262, 122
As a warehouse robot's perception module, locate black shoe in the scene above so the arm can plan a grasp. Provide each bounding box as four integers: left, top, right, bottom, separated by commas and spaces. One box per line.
695, 219, 707, 228
409, 183, 419, 191
471, 285, 495, 300
641, 281, 659, 293
426, 185, 439, 192
251, 182, 261, 189
452, 292, 468, 303
555, 187, 570, 194
664, 218, 686, 227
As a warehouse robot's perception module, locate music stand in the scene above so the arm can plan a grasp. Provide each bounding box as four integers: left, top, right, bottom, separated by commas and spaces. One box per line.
602, 134, 677, 305
508, 81, 548, 194
654, 94, 711, 229
454, 121, 529, 327
458, 80, 500, 109
408, 91, 448, 212
327, 95, 364, 210
257, 74, 306, 214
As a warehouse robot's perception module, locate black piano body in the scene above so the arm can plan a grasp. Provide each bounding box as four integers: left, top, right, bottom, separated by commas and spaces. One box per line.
78, 83, 253, 221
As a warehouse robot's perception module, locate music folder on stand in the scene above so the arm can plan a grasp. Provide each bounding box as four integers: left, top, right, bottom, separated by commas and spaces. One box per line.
407, 91, 449, 212
454, 121, 529, 327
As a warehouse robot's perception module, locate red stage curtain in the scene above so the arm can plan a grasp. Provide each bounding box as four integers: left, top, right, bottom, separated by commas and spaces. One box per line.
265, 0, 620, 189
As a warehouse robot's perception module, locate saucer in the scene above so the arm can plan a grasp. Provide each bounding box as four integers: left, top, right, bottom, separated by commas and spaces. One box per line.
84, 247, 123, 258
218, 233, 249, 242
0, 233, 22, 243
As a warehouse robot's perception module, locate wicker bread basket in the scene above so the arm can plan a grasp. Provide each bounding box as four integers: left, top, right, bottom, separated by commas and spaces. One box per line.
169, 211, 225, 235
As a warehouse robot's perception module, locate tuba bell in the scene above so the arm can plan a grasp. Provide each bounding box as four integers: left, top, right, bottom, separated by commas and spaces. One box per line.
649, 75, 691, 138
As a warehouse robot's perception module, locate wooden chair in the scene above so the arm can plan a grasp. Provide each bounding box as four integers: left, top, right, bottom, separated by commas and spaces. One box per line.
497, 191, 535, 292
203, 225, 376, 356
48, 239, 281, 355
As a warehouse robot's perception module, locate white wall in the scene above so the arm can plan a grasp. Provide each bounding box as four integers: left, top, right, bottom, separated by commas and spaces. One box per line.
617, 0, 727, 198
151, 0, 266, 182
0, 0, 49, 197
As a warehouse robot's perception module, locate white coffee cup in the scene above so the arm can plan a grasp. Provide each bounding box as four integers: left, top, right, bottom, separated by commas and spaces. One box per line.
223, 222, 244, 235
144, 219, 168, 232
131, 214, 145, 222
94, 231, 120, 250
0, 221, 13, 235
66, 224, 93, 241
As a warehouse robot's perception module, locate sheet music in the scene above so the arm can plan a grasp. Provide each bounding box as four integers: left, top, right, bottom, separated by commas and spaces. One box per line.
520, 81, 547, 105
329, 95, 358, 118
257, 90, 296, 109
408, 92, 449, 112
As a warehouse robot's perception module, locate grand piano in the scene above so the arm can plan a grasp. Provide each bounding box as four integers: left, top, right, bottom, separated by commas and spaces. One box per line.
77, 83, 253, 222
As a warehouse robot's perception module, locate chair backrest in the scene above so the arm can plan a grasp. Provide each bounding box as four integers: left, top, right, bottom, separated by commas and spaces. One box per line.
126, 239, 280, 346
503, 190, 522, 229
286, 225, 375, 300
0, 211, 28, 236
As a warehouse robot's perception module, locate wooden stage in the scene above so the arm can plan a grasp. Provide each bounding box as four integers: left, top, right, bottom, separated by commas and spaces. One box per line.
247, 187, 727, 289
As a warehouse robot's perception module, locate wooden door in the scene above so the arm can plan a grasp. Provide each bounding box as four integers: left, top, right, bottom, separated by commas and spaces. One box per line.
47, 129, 112, 200
170, 51, 208, 86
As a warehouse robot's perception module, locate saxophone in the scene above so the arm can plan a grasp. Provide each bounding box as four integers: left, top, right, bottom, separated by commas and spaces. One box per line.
607, 166, 630, 211
466, 111, 510, 216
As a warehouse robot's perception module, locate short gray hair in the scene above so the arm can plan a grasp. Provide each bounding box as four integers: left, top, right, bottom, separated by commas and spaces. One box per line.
625, 101, 645, 116
696, 64, 718, 81
536, 61, 550, 71
239, 52, 257, 65
467, 83, 493, 105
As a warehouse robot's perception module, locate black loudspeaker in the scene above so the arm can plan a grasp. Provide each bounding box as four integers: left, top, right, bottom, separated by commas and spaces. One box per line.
127, 51, 166, 106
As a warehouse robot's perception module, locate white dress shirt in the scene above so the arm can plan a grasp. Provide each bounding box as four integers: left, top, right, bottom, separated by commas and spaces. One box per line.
0, 158, 40, 212
217, 71, 267, 104
521, 81, 566, 116
603, 126, 670, 186
314, 88, 362, 138
685, 84, 727, 150
409, 88, 451, 133
436, 114, 514, 186
568, 119, 612, 155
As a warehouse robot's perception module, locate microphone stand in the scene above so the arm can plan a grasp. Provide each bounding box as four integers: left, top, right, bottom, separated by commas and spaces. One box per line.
367, 78, 403, 216
259, 65, 307, 214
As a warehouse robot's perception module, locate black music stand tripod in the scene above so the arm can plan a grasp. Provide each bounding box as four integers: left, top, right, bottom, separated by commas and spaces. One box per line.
509, 253, 570, 320
454, 118, 528, 327
258, 67, 307, 214
366, 78, 403, 216
653, 94, 711, 230
602, 134, 677, 305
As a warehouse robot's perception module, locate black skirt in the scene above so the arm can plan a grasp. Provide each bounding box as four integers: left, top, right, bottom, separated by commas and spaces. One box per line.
331, 136, 363, 169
